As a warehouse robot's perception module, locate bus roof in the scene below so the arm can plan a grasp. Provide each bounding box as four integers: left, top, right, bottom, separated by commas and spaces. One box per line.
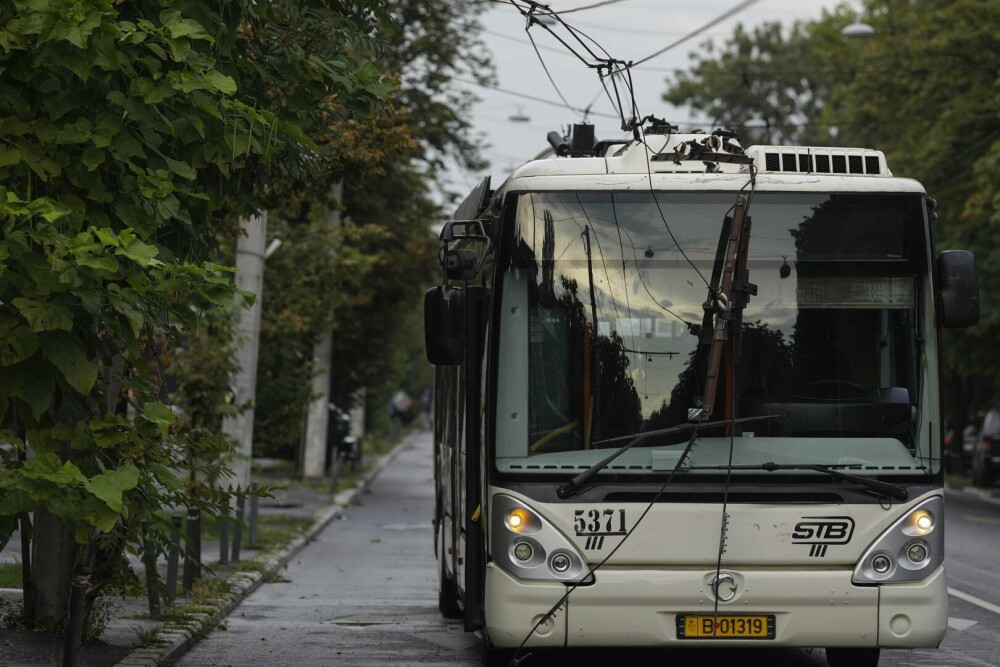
493, 132, 926, 198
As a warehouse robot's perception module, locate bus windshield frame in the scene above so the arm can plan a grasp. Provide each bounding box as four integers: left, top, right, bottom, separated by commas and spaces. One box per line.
491, 189, 941, 485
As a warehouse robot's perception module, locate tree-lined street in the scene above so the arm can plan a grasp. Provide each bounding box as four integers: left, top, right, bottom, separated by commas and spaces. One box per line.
1, 1, 999, 665
170, 431, 1000, 667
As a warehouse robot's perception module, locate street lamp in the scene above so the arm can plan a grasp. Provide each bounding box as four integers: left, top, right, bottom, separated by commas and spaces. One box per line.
841, 22, 875, 37
508, 106, 531, 123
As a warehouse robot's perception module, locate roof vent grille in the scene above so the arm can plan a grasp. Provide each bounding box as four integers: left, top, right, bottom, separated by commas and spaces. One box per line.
747, 146, 890, 176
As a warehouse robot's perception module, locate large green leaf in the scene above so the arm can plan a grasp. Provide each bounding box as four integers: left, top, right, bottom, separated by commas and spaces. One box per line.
0, 488, 35, 516
24, 423, 75, 455
39, 330, 98, 395
167, 18, 212, 42
150, 462, 182, 491
0, 358, 55, 418
117, 239, 160, 266
80, 495, 120, 533
83, 461, 139, 514
20, 453, 87, 487
204, 70, 237, 95
12, 298, 73, 332
0, 514, 19, 549
0, 321, 39, 365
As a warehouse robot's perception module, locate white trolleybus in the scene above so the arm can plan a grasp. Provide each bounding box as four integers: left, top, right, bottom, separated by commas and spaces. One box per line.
425, 119, 979, 667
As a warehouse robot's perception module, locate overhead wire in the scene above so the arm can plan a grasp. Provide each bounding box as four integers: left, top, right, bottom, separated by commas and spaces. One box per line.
525, 27, 579, 114
488, 0, 635, 16
453, 75, 620, 119
494, 1, 776, 660
501, 6, 740, 665
632, 0, 763, 66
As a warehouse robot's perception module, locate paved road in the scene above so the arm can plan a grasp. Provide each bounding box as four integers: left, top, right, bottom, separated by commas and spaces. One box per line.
176, 431, 478, 667
177, 431, 1000, 667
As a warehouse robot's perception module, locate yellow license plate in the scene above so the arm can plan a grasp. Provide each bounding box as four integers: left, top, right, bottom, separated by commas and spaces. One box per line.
677, 614, 774, 639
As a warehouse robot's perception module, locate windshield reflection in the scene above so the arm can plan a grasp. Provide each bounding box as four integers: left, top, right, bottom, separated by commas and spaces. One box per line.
494, 191, 936, 476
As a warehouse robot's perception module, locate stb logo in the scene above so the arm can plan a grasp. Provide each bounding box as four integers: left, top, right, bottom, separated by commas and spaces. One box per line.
792, 516, 855, 558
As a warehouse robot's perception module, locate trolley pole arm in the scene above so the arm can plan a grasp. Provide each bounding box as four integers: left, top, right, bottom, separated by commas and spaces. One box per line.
700, 195, 756, 421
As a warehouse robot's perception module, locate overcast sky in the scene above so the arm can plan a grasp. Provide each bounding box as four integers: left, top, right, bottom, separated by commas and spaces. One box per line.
443, 0, 854, 202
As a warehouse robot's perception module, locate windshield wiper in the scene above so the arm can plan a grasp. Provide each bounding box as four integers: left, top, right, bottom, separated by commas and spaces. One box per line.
556, 415, 779, 500
685, 462, 909, 501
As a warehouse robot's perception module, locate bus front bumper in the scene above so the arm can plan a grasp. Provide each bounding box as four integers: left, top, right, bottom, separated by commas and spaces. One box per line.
485, 563, 947, 649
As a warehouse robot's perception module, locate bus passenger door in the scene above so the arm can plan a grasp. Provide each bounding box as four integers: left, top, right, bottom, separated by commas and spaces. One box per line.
460, 285, 486, 630
436, 365, 459, 586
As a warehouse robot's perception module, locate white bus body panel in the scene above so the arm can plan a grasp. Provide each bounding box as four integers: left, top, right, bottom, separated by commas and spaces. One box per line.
485, 487, 947, 649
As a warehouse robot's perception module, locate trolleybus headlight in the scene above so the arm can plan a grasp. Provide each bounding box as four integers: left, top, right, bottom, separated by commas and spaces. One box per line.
913, 511, 933, 534
492, 494, 589, 583
852, 496, 944, 585
872, 554, 892, 574
906, 542, 928, 564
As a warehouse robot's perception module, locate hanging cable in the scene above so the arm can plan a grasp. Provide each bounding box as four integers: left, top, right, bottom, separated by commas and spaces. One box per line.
491, 0, 634, 17
505, 422, 707, 667
635, 124, 711, 288
546, 0, 633, 15
453, 76, 619, 119
525, 27, 580, 115
632, 0, 763, 66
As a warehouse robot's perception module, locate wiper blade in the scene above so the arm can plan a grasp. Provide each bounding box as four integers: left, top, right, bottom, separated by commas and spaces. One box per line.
685, 462, 909, 501
556, 415, 779, 500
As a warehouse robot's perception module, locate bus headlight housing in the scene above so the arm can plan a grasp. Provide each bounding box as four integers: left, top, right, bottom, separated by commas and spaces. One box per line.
852, 496, 943, 584
492, 494, 589, 582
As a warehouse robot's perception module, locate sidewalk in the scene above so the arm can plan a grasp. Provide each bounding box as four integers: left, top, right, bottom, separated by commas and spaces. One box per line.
0, 443, 400, 667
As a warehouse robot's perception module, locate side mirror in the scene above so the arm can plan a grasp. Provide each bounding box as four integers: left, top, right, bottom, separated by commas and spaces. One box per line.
424, 286, 464, 365
937, 250, 979, 329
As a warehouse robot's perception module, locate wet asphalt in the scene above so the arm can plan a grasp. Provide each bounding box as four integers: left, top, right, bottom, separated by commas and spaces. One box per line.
174, 430, 1000, 667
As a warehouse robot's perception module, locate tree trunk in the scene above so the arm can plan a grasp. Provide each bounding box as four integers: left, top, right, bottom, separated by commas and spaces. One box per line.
31, 507, 75, 629
302, 182, 343, 479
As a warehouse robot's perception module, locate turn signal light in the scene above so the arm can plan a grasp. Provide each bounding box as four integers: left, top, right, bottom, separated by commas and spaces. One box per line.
507, 508, 529, 532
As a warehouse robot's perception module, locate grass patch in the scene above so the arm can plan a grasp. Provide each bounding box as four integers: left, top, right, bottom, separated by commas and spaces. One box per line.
254, 515, 313, 549
132, 624, 163, 648
224, 558, 267, 574
0, 562, 22, 588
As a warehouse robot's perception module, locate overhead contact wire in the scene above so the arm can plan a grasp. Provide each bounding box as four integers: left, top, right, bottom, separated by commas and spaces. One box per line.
632, 0, 763, 66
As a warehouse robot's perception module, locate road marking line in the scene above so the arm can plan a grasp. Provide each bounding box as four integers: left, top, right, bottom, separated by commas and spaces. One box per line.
948, 587, 1000, 615
947, 616, 977, 631
963, 514, 1000, 526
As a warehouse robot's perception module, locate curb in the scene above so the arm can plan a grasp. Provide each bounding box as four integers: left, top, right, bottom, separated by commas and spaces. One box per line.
113, 432, 416, 667
944, 482, 1000, 506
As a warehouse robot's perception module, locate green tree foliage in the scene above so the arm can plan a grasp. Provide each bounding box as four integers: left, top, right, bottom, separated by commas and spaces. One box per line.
663, 0, 1000, 412
379, 0, 494, 173
252, 0, 494, 458
0, 0, 392, 628
663, 19, 844, 146
334, 160, 439, 411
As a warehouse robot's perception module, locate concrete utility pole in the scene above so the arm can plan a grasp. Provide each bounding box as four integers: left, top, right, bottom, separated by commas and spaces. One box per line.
223, 212, 268, 490
302, 334, 333, 478
302, 183, 343, 478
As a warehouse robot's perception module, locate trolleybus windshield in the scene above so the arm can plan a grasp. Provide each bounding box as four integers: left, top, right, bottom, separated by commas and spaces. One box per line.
494, 191, 939, 480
